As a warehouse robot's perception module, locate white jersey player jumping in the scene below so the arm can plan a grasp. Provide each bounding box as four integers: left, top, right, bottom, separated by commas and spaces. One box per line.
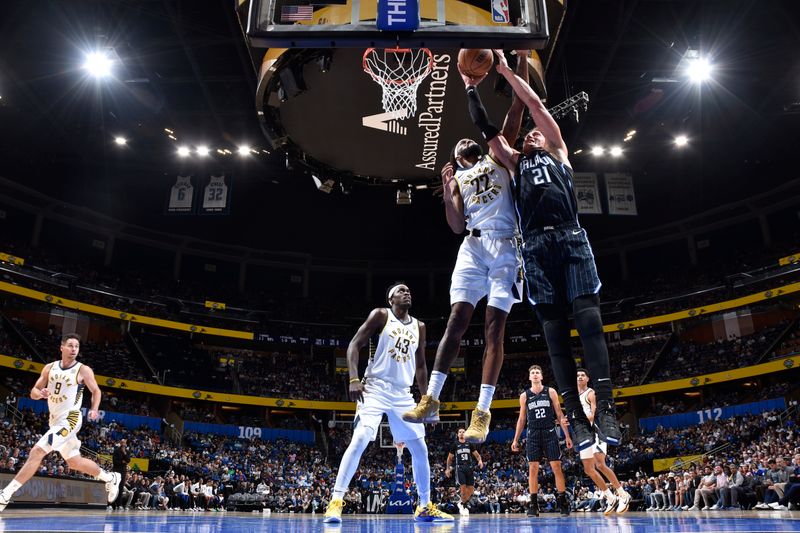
403, 51, 530, 444
576, 368, 631, 515
0, 334, 121, 512
324, 284, 453, 524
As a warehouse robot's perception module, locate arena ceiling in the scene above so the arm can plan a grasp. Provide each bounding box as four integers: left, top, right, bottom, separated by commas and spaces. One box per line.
0, 0, 797, 260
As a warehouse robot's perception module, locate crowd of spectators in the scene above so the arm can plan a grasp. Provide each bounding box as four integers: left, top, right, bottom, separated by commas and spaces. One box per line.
2, 387, 799, 514
648, 325, 786, 383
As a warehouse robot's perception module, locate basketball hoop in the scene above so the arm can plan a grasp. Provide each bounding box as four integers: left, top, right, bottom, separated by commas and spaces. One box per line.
363, 48, 433, 118
394, 441, 406, 458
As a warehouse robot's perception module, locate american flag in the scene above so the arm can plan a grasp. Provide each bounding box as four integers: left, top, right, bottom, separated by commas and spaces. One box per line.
281, 5, 313, 21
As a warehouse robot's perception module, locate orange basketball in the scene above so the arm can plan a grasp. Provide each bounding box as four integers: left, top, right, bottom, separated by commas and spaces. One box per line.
458, 49, 494, 78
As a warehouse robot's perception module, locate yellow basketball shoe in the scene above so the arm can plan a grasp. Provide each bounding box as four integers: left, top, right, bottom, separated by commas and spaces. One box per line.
402, 394, 440, 423
323, 499, 345, 523
414, 502, 454, 522
464, 408, 491, 443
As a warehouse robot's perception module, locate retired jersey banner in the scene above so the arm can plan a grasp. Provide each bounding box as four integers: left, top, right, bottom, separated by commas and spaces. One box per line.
167, 175, 195, 214
605, 173, 637, 215
200, 174, 231, 214
572, 172, 602, 214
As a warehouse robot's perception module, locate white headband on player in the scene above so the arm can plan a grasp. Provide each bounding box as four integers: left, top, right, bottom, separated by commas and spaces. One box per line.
387, 284, 406, 301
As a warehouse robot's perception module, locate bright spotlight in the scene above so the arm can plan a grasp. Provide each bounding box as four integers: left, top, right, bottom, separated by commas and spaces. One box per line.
674, 135, 689, 147
686, 58, 712, 83
196, 146, 210, 157
609, 146, 623, 157
177, 146, 191, 157
83, 51, 113, 78
591, 146, 604, 156
114, 136, 127, 146
237, 145, 251, 156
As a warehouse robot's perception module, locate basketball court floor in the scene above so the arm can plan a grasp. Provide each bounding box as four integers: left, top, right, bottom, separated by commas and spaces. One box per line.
1, 510, 799, 533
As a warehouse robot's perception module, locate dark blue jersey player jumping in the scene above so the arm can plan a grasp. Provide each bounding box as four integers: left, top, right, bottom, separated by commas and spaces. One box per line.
457, 50, 622, 455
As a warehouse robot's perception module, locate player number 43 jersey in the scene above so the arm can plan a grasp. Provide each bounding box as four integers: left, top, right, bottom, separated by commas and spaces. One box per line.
364, 310, 419, 389
454, 155, 516, 233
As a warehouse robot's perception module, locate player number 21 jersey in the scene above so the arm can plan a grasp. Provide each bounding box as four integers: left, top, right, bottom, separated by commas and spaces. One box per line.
364, 310, 419, 389
454, 155, 516, 233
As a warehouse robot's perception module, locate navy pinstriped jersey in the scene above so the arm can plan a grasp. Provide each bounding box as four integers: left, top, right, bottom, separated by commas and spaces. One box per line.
525, 386, 556, 430
515, 149, 578, 233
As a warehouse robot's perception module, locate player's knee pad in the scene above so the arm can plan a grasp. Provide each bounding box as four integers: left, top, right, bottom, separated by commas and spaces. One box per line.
536, 311, 570, 357
573, 295, 603, 337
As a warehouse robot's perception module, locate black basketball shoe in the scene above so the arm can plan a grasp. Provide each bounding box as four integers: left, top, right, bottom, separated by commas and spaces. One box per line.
567, 410, 595, 452
527, 498, 539, 517
558, 492, 571, 516
595, 399, 622, 445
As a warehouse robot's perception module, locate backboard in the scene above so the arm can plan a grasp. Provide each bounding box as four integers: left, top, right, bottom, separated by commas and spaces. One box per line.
246, 0, 550, 49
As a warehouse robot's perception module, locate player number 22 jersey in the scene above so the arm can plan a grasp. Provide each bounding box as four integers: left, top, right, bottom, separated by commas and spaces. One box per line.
364, 310, 419, 389
455, 155, 516, 233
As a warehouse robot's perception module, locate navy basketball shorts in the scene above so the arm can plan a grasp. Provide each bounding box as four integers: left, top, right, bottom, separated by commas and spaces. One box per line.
521, 226, 601, 307
455, 466, 475, 487
526, 427, 563, 463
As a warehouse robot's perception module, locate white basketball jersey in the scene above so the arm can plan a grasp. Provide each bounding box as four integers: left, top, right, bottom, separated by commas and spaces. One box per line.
364, 310, 419, 388
47, 361, 85, 420
579, 387, 593, 419
203, 175, 228, 209
454, 155, 516, 233
169, 176, 194, 210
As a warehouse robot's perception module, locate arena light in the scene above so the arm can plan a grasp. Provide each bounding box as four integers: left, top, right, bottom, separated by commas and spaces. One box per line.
686, 58, 713, 83
196, 145, 210, 157
83, 51, 113, 78
573, 149, 583, 155
609, 146, 623, 157
177, 146, 191, 157
237, 145, 251, 156
113, 136, 127, 146
674, 135, 689, 147
591, 146, 604, 156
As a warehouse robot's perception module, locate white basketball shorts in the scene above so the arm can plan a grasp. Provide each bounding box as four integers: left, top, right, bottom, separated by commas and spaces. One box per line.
579, 434, 608, 460
354, 378, 425, 443
36, 409, 83, 459
450, 235, 522, 313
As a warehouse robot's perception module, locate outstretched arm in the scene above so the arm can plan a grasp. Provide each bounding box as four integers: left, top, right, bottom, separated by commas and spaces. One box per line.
346, 308, 388, 402
458, 63, 519, 172
493, 50, 570, 166
499, 50, 530, 149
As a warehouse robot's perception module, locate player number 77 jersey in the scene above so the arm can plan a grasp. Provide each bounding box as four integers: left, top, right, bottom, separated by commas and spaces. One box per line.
454, 155, 516, 233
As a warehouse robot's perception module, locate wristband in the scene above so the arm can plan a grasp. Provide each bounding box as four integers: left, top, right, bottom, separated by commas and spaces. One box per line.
349, 378, 361, 384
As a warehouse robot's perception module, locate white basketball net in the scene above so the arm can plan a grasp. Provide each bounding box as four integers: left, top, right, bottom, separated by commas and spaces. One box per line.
395, 441, 406, 458
363, 48, 433, 118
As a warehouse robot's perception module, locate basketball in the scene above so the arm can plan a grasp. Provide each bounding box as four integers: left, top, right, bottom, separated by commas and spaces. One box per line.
458, 48, 494, 78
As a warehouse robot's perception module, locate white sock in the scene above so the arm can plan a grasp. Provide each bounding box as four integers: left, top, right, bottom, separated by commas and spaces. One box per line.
604, 489, 614, 500
405, 438, 431, 507
2, 480, 22, 499
476, 384, 495, 412
96, 469, 114, 483
426, 371, 447, 400
332, 428, 371, 501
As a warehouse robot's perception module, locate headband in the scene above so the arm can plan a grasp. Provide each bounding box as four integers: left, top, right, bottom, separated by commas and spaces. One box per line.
387, 284, 405, 301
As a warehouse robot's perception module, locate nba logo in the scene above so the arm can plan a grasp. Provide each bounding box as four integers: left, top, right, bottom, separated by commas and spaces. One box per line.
491, 0, 509, 23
